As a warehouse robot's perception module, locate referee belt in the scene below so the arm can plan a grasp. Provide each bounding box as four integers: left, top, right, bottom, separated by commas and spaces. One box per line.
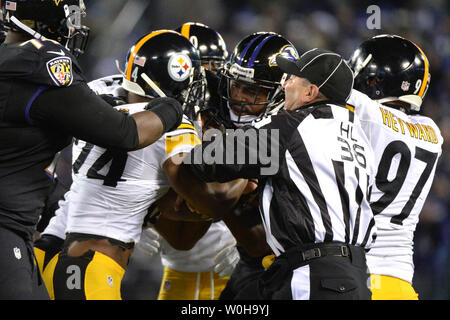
262, 242, 351, 270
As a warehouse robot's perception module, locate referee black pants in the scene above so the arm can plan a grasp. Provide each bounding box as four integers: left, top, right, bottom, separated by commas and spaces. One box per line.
254, 244, 371, 300
0, 226, 50, 299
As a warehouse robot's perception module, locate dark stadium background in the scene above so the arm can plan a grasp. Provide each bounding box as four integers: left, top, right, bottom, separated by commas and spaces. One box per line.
77, 0, 449, 300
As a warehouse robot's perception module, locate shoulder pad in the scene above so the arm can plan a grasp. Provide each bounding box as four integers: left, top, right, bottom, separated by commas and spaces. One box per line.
0, 38, 85, 87
15, 38, 73, 63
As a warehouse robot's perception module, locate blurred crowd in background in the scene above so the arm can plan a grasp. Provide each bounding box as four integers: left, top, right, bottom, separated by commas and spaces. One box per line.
77, 0, 449, 299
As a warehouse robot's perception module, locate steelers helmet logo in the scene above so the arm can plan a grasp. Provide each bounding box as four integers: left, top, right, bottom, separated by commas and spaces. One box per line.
168, 53, 192, 82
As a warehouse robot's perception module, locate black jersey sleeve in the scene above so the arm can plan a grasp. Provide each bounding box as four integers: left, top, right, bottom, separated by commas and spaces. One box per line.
29, 83, 140, 151
0, 39, 85, 87
185, 110, 302, 182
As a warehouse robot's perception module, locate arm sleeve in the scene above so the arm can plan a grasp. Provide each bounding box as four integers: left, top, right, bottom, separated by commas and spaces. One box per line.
30, 83, 140, 151
185, 112, 298, 182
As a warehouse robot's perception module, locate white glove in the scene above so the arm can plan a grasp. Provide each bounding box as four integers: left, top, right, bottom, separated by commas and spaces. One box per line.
137, 227, 160, 256
213, 244, 240, 278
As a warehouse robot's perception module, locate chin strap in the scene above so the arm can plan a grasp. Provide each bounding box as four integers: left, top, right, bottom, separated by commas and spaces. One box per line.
353, 54, 372, 77
141, 73, 166, 98
115, 59, 126, 76
10, 16, 44, 40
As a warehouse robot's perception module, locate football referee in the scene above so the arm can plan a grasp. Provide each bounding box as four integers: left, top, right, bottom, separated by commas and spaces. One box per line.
177, 48, 378, 300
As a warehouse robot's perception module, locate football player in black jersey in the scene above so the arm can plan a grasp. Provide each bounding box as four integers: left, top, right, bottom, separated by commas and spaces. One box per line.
169, 32, 299, 300
213, 32, 299, 299
0, 0, 184, 299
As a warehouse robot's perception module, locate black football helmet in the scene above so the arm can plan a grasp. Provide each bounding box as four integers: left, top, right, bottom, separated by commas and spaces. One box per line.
176, 22, 228, 72
348, 34, 430, 114
218, 32, 299, 127
1, 0, 89, 57
121, 30, 204, 112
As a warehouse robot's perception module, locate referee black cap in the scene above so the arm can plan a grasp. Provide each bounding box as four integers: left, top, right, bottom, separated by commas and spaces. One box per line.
276, 48, 354, 104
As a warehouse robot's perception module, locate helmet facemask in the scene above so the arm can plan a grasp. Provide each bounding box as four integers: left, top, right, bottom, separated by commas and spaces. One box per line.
181, 68, 207, 119
213, 32, 297, 127
219, 63, 284, 127
202, 57, 226, 73
3, 0, 89, 57
64, 2, 89, 57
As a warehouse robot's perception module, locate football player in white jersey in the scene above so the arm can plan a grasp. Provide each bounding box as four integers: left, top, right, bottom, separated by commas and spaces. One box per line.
145, 23, 240, 300
347, 35, 443, 299
34, 30, 248, 300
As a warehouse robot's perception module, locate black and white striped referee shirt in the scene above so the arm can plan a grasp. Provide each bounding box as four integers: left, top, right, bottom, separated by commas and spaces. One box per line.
186, 101, 377, 255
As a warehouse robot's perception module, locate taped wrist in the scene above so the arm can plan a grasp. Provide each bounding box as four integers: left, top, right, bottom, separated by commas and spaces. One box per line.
145, 97, 183, 133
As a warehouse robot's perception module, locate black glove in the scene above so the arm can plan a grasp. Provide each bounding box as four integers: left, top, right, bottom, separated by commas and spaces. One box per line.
145, 97, 183, 133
